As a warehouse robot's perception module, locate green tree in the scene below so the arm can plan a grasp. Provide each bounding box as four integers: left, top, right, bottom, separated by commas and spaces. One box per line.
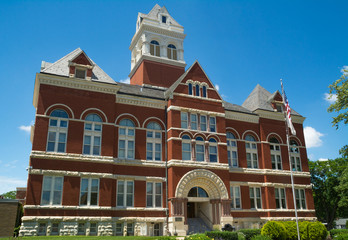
309, 158, 348, 230
1, 190, 16, 199
336, 167, 348, 210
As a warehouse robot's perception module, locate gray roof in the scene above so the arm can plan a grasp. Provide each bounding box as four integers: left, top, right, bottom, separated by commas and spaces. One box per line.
242, 84, 301, 116
117, 82, 165, 99
223, 101, 255, 114
40, 48, 115, 84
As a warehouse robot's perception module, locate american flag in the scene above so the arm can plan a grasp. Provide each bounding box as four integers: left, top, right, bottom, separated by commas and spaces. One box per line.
281, 79, 296, 135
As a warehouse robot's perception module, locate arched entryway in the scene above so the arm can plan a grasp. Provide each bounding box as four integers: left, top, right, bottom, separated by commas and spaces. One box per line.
170, 169, 232, 235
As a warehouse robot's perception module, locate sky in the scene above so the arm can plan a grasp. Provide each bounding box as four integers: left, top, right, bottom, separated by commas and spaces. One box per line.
0, 0, 347, 194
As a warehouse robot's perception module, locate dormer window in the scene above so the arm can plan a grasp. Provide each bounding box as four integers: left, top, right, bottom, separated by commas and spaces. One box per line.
162, 16, 167, 23
75, 69, 86, 79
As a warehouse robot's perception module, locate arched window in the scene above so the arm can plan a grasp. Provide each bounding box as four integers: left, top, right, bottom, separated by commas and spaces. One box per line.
290, 140, 301, 171
227, 132, 238, 167
167, 44, 177, 60
47, 109, 69, 153
202, 85, 207, 98
270, 137, 282, 170
195, 137, 205, 161
150, 40, 160, 57
182, 135, 191, 160
245, 134, 258, 168
188, 187, 209, 198
209, 138, 218, 162
83, 114, 102, 155
118, 119, 135, 159
146, 122, 162, 161
195, 84, 200, 96
188, 83, 193, 95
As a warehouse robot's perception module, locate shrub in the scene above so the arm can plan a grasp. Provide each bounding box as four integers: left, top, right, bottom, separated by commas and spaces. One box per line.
334, 233, 348, 240
185, 233, 211, 240
250, 235, 272, 240
307, 221, 328, 240
206, 230, 238, 240
237, 232, 246, 240
280, 221, 297, 240
157, 237, 172, 240
330, 229, 348, 237
237, 229, 261, 240
261, 221, 287, 240
299, 221, 310, 240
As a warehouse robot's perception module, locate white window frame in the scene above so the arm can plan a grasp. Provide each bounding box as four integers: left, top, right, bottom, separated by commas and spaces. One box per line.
275, 188, 287, 209
182, 136, 191, 160
146, 124, 162, 161
77, 222, 86, 235
51, 222, 59, 235
190, 113, 198, 130
270, 142, 282, 170
117, 180, 134, 207
245, 136, 258, 169
290, 143, 302, 171
118, 120, 135, 160
230, 185, 241, 209
209, 139, 218, 163
126, 222, 134, 236
146, 182, 162, 208
89, 222, 98, 236
75, 68, 86, 79
83, 116, 102, 156
295, 189, 306, 209
41, 176, 63, 206
195, 138, 205, 162
150, 40, 160, 57
115, 222, 123, 236
38, 223, 47, 236
46, 114, 68, 153
227, 133, 238, 167
209, 116, 216, 132
200, 115, 207, 131
181, 112, 188, 129
249, 187, 262, 209
167, 44, 177, 60
79, 178, 99, 206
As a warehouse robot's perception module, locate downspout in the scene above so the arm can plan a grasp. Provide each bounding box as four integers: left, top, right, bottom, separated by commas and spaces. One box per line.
164, 102, 169, 235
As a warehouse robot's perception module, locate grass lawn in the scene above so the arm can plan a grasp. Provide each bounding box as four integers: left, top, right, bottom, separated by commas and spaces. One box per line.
0, 236, 176, 240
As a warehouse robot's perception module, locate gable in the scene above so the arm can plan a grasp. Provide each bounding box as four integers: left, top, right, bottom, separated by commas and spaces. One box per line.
273, 91, 283, 102
71, 52, 93, 66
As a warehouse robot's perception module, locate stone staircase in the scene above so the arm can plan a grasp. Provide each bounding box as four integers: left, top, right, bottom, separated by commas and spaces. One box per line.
187, 218, 211, 235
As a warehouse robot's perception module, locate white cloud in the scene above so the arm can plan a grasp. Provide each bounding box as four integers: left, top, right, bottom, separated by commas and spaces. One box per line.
318, 158, 328, 162
324, 93, 337, 104
304, 126, 324, 148
119, 78, 130, 84
215, 84, 220, 91
0, 176, 27, 194
19, 125, 31, 133
341, 66, 348, 75
308, 154, 315, 161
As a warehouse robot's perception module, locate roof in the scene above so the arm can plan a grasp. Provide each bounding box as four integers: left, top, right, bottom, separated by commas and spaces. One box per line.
117, 82, 165, 99
139, 4, 182, 28
40, 48, 115, 84
223, 101, 255, 114
242, 84, 301, 116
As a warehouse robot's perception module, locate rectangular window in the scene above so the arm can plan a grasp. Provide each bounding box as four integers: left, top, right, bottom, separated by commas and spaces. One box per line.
291, 156, 302, 171
196, 143, 205, 161
295, 189, 306, 209
80, 178, 99, 206
209, 117, 216, 132
115, 223, 123, 236
162, 16, 167, 23
200, 115, 207, 131
51, 223, 59, 235
230, 186, 241, 209
195, 84, 200, 96
202, 85, 207, 98
83, 122, 102, 156
249, 187, 262, 209
41, 176, 63, 205
191, 114, 197, 130
209, 145, 217, 162
38, 223, 47, 236
227, 140, 238, 167
75, 69, 86, 79
146, 182, 162, 208
181, 112, 188, 129
246, 142, 258, 169
90, 223, 98, 236
182, 142, 191, 160
117, 180, 134, 207
270, 144, 282, 170
188, 83, 193, 95
127, 223, 134, 236
77, 223, 85, 235
275, 188, 287, 209
47, 118, 68, 153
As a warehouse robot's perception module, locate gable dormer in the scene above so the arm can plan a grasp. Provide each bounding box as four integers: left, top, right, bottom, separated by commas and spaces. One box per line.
68, 51, 94, 80
269, 91, 283, 112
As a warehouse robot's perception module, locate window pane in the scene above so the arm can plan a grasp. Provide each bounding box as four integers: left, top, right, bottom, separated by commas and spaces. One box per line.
90, 192, 98, 205
41, 191, 50, 205
50, 119, 57, 127
128, 129, 134, 136
60, 120, 67, 127
147, 195, 153, 207
155, 195, 161, 207
80, 192, 88, 205
48, 132, 56, 141
85, 123, 92, 130
53, 191, 61, 204
126, 194, 133, 206
147, 183, 153, 194
155, 183, 162, 194
94, 124, 101, 131
127, 182, 133, 193
119, 128, 126, 135
54, 177, 63, 190
43, 177, 52, 190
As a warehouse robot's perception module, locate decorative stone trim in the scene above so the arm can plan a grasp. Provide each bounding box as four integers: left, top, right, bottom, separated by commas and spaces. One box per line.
29, 168, 166, 182
116, 94, 166, 110
254, 109, 305, 124
172, 93, 222, 103
225, 110, 259, 123
229, 167, 311, 177
168, 160, 229, 170
167, 127, 227, 137
230, 209, 315, 213
175, 169, 229, 199
22, 216, 166, 221
229, 181, 312, 189
24, 205, 167, 211
167, 106, 225, 117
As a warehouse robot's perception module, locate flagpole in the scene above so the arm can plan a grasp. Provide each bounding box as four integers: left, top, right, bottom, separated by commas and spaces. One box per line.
280, 79, 301, 240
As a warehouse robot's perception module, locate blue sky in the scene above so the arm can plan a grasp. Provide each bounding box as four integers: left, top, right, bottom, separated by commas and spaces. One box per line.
0, 0, 347, 194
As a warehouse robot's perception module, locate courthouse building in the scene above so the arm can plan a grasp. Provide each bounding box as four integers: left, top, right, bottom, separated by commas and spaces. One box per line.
20, 4, 316, 236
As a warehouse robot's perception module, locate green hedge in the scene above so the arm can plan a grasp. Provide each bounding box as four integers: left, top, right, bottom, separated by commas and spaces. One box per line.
261, 221, 287, 240
280, 221, 297, 240
330, 229, 348, 237
184, 233, 211, 240
237, 229, 261, 240
250, 235, 272, 240
333, 233, 348, 240
205, 230, 238, 240
307, 221, 327, 240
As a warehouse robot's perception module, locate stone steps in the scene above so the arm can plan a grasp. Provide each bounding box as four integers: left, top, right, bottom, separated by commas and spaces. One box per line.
187, 218, 211, 235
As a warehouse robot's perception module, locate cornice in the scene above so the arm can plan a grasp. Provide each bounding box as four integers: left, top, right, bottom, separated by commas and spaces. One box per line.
167, 105, 225, 117
229, 167, 311, 177
230, 209, 315, 213
173, 93, 222, 103
167, 160, 229, 170
22, 216, 166, 221
225, 110, 259, 124
116, 94, 166, 109
230, 181, 312, 189
24, 205, 166, 212
255, 109, 305, 124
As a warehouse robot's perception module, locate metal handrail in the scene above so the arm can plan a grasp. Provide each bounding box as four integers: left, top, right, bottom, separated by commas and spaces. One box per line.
198, 209, 213, 225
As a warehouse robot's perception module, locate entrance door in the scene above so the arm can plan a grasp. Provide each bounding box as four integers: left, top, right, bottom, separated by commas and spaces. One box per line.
187, 202, 195, 218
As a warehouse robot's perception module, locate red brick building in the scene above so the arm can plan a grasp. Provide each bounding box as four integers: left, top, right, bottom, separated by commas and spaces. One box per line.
20, 4, 315, 237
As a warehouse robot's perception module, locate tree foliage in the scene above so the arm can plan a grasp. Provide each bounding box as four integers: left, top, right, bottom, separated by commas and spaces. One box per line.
309, 158, 348, 230
1, 190, 16, 199
328, 68, 348, 129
